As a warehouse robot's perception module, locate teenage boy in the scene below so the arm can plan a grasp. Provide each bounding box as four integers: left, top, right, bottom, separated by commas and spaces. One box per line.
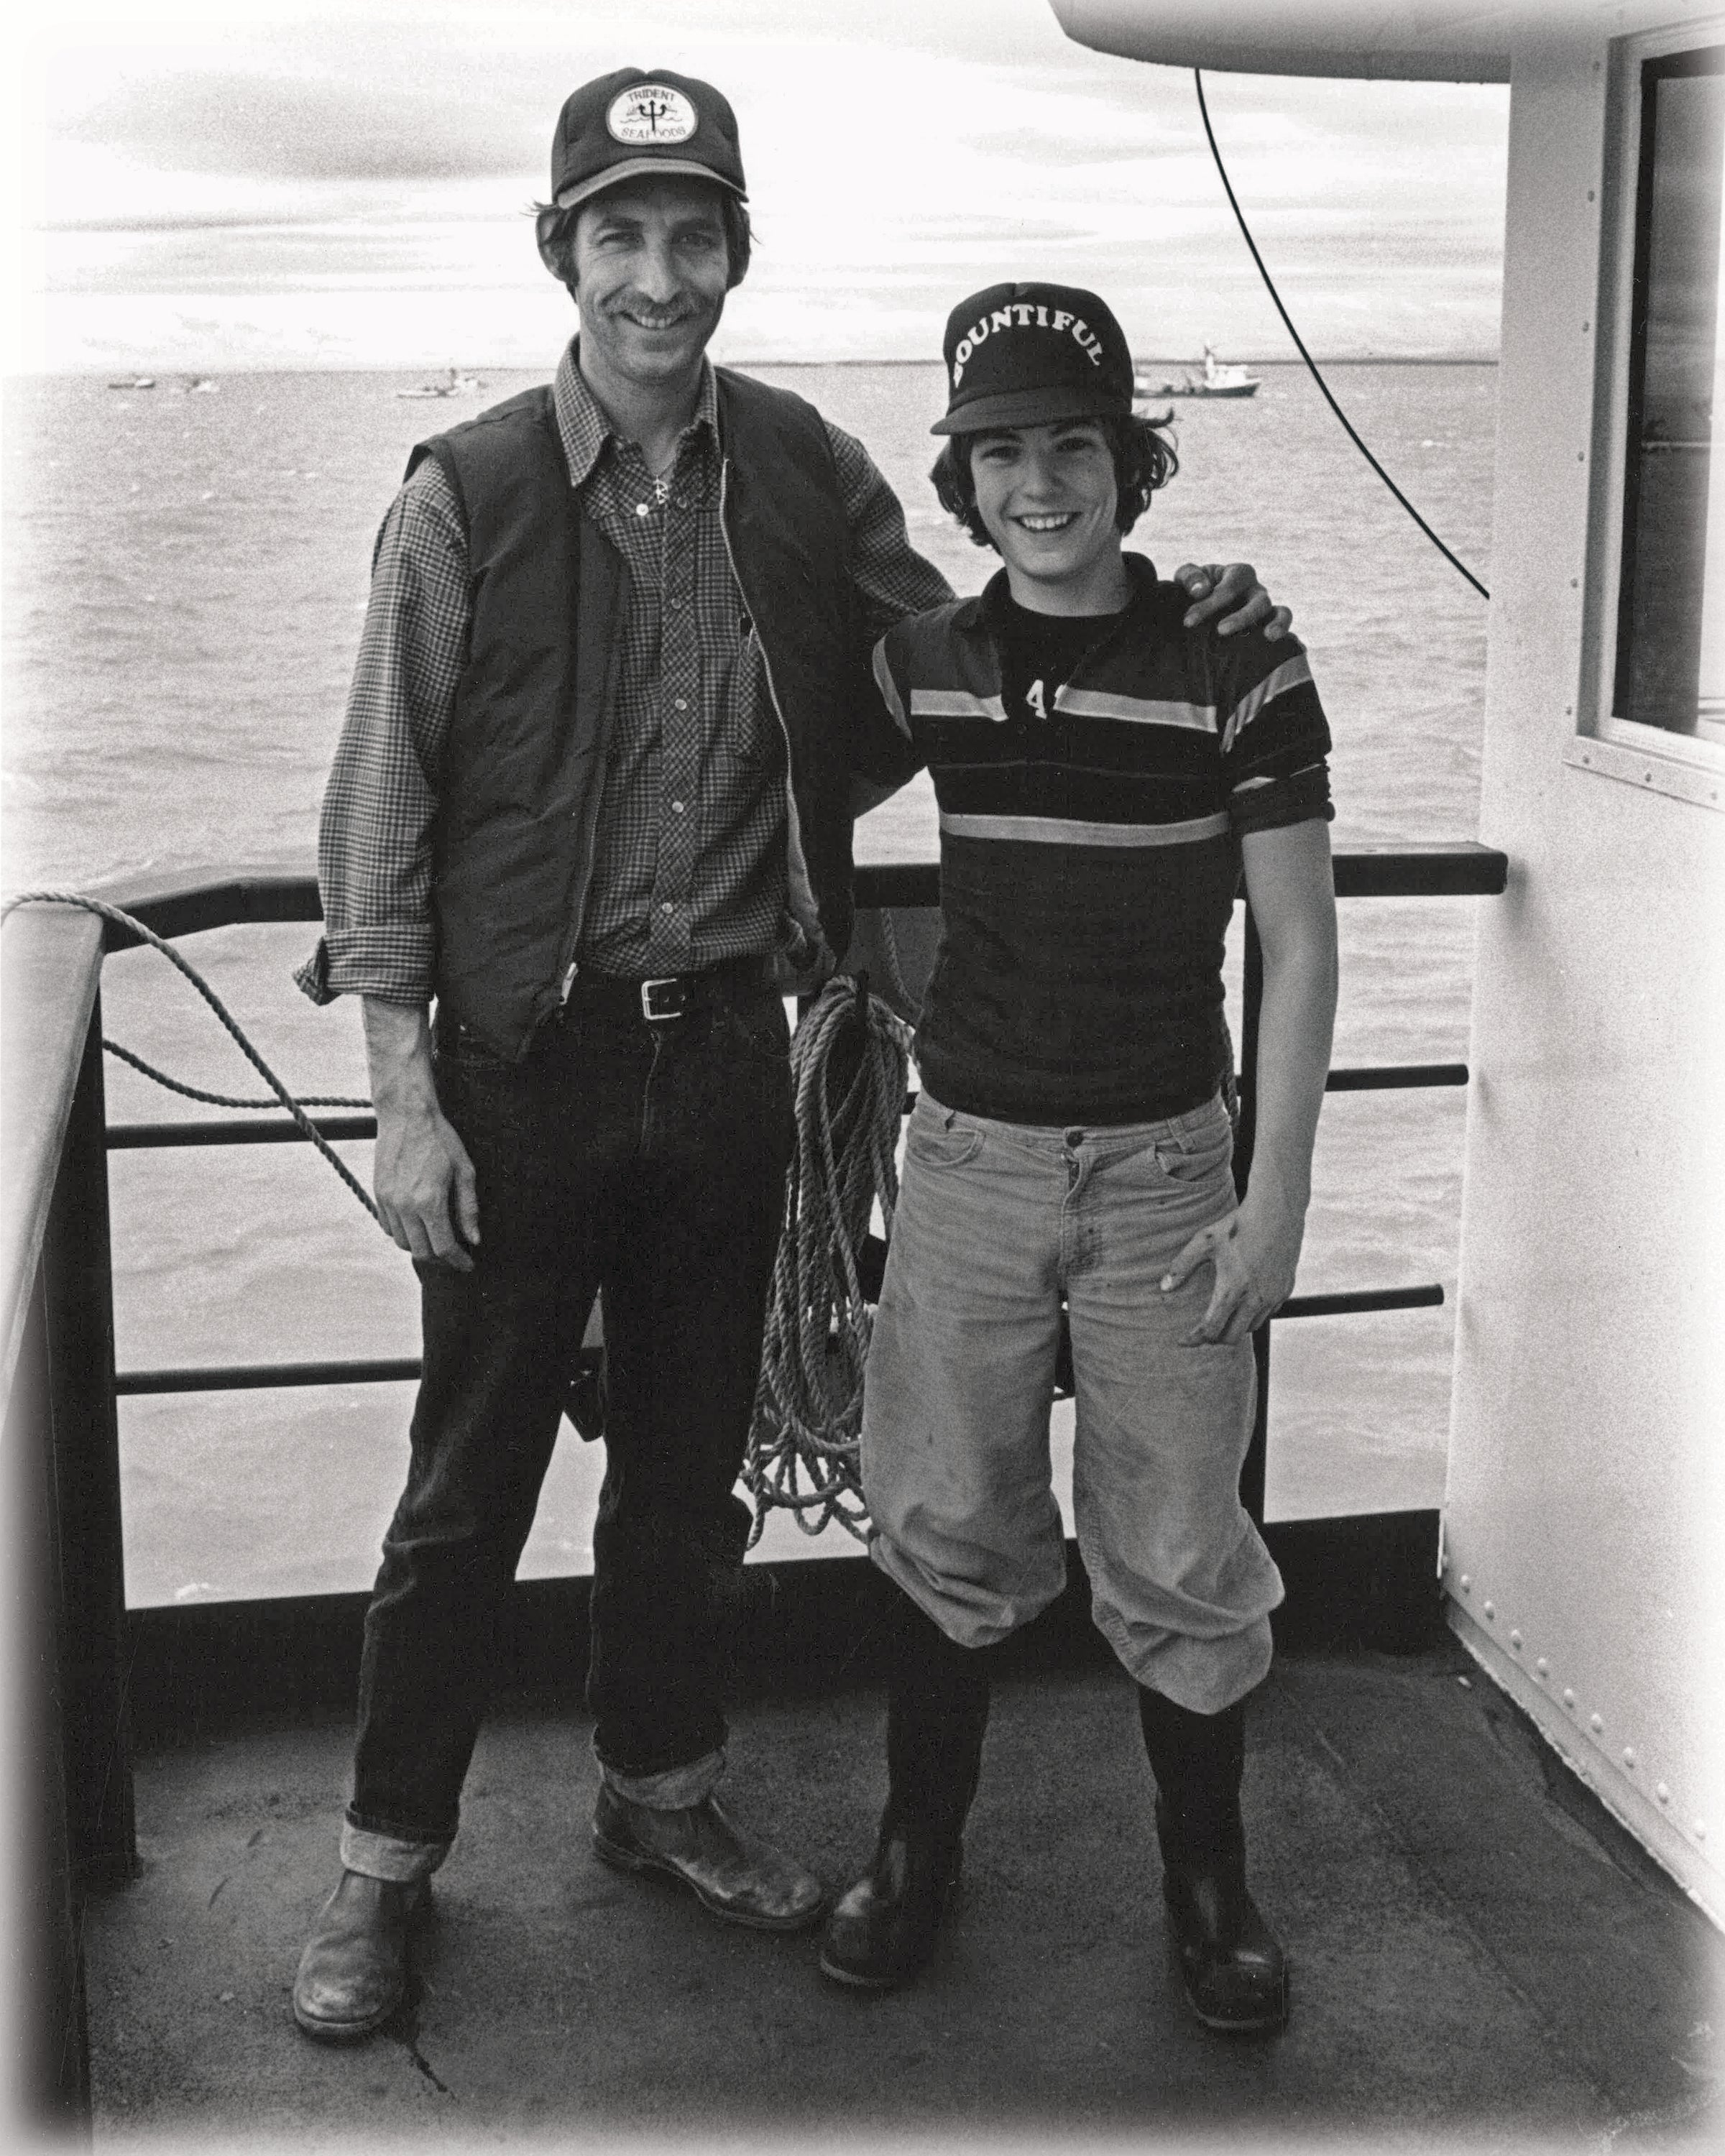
819, 283, 1338, 2035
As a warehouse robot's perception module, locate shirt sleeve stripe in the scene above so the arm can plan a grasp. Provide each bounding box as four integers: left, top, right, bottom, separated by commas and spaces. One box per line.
873, 637, 911, 737
1220, 652, 1315, 752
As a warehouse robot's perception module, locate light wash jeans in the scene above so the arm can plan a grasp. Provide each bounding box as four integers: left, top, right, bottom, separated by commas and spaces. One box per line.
862, 1087, 1282, 1714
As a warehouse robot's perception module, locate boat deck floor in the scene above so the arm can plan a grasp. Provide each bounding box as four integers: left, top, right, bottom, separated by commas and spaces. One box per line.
83, 1634, 1723, 2150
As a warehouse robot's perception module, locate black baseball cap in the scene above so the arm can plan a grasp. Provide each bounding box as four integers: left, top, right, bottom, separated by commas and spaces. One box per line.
550, 68, 747, 213
932, 282, 1136, 436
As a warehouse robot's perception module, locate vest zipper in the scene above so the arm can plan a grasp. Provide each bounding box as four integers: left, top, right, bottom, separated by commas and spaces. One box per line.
717, 456, 825, 964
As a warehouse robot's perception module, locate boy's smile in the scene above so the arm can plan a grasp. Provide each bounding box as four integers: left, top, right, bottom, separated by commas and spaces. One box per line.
968, 420, 1133, 614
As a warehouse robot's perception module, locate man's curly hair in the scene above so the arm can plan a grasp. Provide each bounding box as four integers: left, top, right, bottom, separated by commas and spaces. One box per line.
930, 412, 1178, 550
533, 193, 753, 293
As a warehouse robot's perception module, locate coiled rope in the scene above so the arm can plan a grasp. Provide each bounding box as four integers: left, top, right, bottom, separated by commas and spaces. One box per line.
746, 972, 912, 1544
1, 890, 381, 1225
1193, 68, 1490, 602
9, 892, 914, 1541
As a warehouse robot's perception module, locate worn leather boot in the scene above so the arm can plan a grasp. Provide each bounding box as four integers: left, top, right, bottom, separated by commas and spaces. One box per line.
592, 1787, 826, 1930
1138, 1685, 1287, 2035
293, 1869, 428, 2042
819, 1598, 992, 1991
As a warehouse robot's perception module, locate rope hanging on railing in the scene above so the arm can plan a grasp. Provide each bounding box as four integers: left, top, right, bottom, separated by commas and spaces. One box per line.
1192, 68, 1491, 603
746, 972, 912, 1545
1, 890, 382, 1225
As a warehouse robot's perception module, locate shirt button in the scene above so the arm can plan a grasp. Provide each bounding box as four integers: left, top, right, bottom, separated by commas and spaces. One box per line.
668, 597, 683, 610
635, 502, 650, 517
661, 901, 674, 915
673, 697, 689, 711
671, 800, 686, 814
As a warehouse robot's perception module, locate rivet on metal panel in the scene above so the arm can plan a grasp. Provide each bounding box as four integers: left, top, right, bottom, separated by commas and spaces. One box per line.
1535, 1657, 1549, 1678
1563, 1688, 1576, 1708
1509, 1629, 1522, 1649
1623, 1749, 1636, 1769
1697, 1821, 1709, 1841
1484, 1601, 1495, 1619
1459, 1575, 1471, 1593
1657, 1784, 1670, 1804
1590, 1713, 1604, 1733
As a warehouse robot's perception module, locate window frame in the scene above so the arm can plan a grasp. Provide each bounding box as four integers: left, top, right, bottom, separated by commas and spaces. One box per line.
1573, 19, 1725, 811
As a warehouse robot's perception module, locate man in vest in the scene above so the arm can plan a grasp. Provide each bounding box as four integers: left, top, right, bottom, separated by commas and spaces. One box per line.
290, 65, 1293, 2042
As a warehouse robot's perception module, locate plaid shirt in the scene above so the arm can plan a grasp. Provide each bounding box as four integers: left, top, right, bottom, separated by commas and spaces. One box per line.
298, 343, 951, 1005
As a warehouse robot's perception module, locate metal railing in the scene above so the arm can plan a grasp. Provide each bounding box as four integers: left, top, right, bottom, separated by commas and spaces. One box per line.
86, 849, 1506, 1511
0, 842, 1506, 2118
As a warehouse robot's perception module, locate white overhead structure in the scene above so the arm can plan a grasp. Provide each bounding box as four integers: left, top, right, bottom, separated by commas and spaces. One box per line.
1048, 0, 1725, 1922
1052, 0, 1718, 79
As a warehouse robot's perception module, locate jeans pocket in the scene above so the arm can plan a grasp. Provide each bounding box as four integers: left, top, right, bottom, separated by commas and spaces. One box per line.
905, 1109, 983, 1170
1153, 1103, 1234, 1186
442, 1023, 518, 1078
719, 994, 791, 1067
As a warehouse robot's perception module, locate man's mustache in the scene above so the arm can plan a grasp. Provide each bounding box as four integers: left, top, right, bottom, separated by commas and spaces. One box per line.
602, 293, 702, 327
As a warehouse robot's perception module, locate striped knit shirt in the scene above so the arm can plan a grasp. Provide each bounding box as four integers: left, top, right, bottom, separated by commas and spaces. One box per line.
297, 342, 951, 1006
872, 556, 1333, 1125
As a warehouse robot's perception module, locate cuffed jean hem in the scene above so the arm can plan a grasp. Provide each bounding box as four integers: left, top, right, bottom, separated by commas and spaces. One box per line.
1093, 1602, 1276, 1716
340, 1819, 450, 1884
868, 1529, 1059, 1650
597, 1745, 725, 1810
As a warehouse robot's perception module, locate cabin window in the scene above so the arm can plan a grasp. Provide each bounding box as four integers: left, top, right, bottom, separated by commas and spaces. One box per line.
1612, 45, 1725, 743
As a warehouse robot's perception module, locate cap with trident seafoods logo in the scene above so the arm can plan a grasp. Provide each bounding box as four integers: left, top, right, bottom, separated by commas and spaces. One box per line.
550, 68, 748, 213
931, 281, 1136, 436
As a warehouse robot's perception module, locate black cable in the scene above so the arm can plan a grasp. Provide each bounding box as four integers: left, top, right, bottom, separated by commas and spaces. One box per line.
1192, 68, 1489, 602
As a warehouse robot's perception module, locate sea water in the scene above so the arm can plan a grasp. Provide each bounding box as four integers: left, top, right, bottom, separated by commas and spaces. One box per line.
1, 361, 1495, 1605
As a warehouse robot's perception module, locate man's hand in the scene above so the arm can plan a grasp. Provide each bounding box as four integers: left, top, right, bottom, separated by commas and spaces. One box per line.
1161, 1195, 1305, 1347
1174, 561, 1293, 640
362, 998, 480, 1271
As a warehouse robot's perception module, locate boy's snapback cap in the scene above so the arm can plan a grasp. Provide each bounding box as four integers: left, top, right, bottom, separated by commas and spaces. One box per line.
932, 282, 1135, 436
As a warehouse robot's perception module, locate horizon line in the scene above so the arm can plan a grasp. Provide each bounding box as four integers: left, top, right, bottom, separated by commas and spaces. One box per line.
14, 351, 1503, 379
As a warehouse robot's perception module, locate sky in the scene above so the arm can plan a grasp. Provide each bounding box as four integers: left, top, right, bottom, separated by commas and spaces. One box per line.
6, 0, 1511, 372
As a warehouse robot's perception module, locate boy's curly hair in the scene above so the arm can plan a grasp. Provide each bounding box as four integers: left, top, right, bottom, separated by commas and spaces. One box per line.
930, 412, 1178, 549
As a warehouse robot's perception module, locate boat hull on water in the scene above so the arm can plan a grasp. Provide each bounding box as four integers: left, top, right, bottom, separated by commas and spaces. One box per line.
1165, 379, 1259, 398
1136, 346, 1262, 400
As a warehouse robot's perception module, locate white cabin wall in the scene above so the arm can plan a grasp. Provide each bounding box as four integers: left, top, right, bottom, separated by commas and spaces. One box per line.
1446, 29, 1725, 1918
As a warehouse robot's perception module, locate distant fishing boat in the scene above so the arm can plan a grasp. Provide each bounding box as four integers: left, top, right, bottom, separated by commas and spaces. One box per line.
395, 367, 487, 400
180, 376, 219, 395
107, 375, 156, 391
1137, 344, 1261, 400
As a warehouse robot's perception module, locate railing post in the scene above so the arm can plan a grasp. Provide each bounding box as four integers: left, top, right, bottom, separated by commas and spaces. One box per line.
6, 1266, 93, 2127
42, 997, 135, 1887
1235, 906, 1270, 1525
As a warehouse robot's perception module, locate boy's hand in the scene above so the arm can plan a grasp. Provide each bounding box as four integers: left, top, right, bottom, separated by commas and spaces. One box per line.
1174, 561, 1294, 640
1161, 1197, 1305, 1345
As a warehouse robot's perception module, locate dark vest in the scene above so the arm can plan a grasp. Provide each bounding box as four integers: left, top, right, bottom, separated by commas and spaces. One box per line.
410, 370, 878, 1059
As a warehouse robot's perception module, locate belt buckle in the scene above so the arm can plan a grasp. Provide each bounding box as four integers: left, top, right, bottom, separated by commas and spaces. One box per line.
640, 976, 688, 1023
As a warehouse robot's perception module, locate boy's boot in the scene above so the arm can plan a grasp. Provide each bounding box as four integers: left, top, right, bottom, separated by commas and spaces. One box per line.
1137, 1684, 1287, 2035
819, 1597, 992, 1991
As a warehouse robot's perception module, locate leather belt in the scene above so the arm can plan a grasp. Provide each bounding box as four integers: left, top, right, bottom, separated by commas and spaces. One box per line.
565, 956, 776, 1026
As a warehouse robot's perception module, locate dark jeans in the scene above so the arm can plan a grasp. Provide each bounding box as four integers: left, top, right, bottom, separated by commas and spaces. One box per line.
347, 977, 794, 1850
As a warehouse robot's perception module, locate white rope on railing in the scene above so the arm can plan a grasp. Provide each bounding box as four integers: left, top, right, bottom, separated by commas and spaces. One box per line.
1, 890, 382, 1225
